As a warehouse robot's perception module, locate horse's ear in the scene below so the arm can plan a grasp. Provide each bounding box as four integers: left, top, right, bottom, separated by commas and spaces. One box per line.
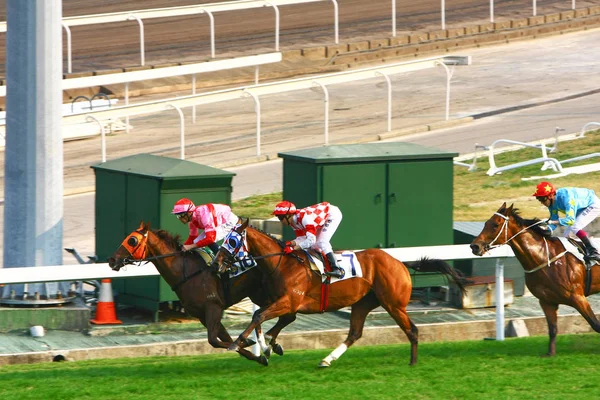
241, 218, 250, 229
498, 202, 507, 212
139, 220, 150, 232
508, 203, 515, 212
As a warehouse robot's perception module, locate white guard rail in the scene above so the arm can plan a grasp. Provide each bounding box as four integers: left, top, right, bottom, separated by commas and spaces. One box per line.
0, 243, 515, 341
56, 55, 468, 160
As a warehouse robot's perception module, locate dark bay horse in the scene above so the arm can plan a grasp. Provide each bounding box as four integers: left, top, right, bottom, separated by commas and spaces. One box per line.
107, 221, 296, 365
211, 219, 469, 367
470, 203, 600, 356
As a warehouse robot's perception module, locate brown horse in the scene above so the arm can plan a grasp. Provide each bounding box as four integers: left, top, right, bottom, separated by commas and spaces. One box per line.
470, 203, 600, 356
107, 221, 296, 365
211, 219, 469, 367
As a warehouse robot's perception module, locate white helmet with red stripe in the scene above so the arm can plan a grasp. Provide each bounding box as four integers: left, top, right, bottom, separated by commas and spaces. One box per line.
273, 200, 297, 215
171, 198, 196, 214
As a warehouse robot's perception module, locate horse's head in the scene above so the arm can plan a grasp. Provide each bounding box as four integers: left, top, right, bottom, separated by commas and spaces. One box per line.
471, 202, 551, 256
470, 202, 513, 256
211, 218, 249, 273
108, 221, 151, 271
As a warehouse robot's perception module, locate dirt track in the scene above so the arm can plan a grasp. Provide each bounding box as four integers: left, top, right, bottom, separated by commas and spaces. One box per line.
0, 0, 596, 73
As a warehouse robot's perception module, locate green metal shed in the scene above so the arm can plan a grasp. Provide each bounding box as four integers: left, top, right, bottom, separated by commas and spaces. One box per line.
91, 154, 235, 317
278, 142, 458, 249
278, 142, 458, 289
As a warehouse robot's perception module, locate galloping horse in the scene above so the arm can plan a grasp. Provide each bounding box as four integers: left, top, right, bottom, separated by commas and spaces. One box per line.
107, 221, 296, 365
212, 219, 469, 367
470, 203, 600, 356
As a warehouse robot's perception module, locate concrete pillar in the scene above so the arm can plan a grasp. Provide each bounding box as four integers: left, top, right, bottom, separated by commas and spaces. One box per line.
2, 0, 65, 297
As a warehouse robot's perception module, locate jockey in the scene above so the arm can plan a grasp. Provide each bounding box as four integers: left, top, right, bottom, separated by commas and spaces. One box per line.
273, 200, 345, 279
533, 181, 600, 261
171, 198, 239, 254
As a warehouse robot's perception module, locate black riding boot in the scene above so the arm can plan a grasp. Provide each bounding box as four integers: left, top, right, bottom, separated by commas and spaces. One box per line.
580, 236, 600, 261
325, 252, 345, 279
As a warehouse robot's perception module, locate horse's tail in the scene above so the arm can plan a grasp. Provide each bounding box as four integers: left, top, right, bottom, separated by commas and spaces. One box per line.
406, 257, 470, 295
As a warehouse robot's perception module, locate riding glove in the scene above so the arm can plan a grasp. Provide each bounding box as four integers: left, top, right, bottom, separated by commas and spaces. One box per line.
283, 245, 294, 255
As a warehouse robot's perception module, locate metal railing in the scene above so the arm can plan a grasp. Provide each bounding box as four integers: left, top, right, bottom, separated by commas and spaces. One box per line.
0, 243, 515, 341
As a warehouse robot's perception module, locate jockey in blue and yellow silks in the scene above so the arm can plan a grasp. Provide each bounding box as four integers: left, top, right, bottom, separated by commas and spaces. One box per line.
533, 181, 600, 261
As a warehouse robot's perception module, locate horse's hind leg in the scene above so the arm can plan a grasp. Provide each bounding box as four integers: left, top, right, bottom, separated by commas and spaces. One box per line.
378, 299, 418, 365
319, 293, 380, 368
539, 300, 559, 357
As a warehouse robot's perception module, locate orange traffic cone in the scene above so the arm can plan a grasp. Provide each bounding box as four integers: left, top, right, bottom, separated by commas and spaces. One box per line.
90, 279, 122, 325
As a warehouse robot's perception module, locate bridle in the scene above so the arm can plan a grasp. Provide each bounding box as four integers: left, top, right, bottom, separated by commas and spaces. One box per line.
486, 211, 566, 274
116, 229, 206, 291
485, 211, 546, 250
116, 229, 182, 267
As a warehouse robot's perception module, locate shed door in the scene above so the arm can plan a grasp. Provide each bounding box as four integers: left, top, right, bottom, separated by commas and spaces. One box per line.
321, 163, 386, 249
388, 160, 454, 247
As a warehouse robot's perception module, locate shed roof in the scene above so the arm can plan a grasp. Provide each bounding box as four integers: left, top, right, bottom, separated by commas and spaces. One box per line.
278, 142, 458, 164
91, 154, 235, 180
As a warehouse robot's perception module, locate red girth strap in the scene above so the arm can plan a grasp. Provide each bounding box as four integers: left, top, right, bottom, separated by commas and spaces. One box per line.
320, 252, 331, 312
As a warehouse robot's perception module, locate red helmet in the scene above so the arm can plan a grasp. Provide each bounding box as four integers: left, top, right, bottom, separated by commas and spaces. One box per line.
171, 198, 195, 214
273, 200, 297, 216
532, 181, 555, 197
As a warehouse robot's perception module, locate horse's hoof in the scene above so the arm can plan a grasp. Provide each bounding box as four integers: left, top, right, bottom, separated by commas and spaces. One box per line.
273, 343, 284, 356
228, 343, 240, 352
258, 355, 269, 366
318, 360, 330, 368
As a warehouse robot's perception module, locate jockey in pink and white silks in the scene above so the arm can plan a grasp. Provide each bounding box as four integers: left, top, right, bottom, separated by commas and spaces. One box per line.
273, 200, 344, 279
172, 198, 239, 254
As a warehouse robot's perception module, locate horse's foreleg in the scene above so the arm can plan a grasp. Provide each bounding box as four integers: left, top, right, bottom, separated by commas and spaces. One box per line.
265, 313, 297, 357
569, 295, 600, 333
229, 297, 292, 352
539, 300, 559, 357
202, 309, 233, 350
319, 293, 379, 368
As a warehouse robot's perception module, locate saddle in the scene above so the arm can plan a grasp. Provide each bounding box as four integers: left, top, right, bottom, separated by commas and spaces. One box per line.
564, 237, 598, 296
304, 250, 362, 282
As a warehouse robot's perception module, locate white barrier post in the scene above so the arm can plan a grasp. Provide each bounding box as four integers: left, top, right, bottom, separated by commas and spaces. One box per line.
495, 258, 505, 341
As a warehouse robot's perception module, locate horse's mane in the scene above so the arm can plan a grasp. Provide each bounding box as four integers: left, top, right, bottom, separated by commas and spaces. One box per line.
249, 225, 285, 247
508, 207, 552, 238
152, 228, 209, 266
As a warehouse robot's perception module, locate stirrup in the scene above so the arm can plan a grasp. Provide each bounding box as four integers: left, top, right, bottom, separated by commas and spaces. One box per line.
586, 252, 600, 262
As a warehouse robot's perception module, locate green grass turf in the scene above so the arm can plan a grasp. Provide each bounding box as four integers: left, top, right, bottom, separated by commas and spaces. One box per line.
1, 333, 598, 399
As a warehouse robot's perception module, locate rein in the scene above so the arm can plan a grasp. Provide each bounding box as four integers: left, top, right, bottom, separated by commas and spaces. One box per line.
487, 212, 547, 250
488, 212, 566, 274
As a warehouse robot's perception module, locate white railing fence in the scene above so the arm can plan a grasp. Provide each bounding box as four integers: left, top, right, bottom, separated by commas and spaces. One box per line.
0, 243, 515, 341
56, 55, 469, 161
0, 0, 553, 72
455, 124, 600, 177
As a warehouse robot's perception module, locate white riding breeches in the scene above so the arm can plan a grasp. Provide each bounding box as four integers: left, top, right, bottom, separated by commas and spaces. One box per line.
563, 196, 600, 237
314, 205, 342, 254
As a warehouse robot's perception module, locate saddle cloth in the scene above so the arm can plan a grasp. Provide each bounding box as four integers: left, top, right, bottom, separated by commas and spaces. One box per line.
561, 237, 599, 266
305, 250, 363, 283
